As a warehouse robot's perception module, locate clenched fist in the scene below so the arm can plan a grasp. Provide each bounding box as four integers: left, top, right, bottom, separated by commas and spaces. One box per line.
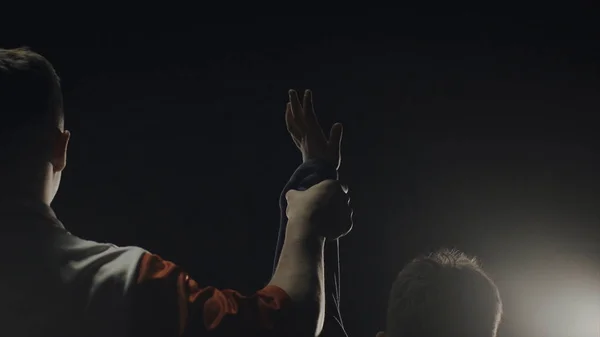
285, 180, 353, 240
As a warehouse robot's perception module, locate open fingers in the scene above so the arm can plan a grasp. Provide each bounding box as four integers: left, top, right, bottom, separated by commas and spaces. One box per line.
288, 89, 307, 129
303, 90, 325, 134
285, 103, 302, 147
302, 89, 315, 124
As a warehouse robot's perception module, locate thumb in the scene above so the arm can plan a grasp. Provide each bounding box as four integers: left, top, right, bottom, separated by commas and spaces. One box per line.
328, 122, 343, 155
285, 189, 300, 201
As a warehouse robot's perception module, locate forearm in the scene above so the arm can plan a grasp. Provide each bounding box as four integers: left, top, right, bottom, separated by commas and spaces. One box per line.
274, 159, 338, 270
269, 219, 326, 337
273, 159, 347, 337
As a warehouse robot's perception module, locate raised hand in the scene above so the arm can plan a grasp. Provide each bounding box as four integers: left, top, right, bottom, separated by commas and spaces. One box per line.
285, 89, 343, 170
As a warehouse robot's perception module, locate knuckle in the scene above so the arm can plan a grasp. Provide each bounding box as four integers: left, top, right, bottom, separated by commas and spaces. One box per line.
320, 179, 340, 190
285, 190, 295, 200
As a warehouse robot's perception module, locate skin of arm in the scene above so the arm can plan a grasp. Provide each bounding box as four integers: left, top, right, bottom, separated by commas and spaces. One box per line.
269, 178, 350, 337
269, 215, 326, 337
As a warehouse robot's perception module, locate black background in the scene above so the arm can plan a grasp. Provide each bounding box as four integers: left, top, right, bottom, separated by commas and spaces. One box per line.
5, 9, 600, 337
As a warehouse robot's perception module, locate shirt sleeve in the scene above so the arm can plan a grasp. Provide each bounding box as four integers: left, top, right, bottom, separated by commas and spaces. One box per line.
130, 253, 293, 337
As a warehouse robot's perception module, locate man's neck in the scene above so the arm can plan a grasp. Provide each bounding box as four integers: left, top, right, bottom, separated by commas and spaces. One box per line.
0, 188, 47, 206
0, 193, 63, 230
0, 171, 49, 204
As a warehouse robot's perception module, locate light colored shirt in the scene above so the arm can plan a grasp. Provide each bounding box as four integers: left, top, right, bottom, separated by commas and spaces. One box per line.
0, 201, 291, 337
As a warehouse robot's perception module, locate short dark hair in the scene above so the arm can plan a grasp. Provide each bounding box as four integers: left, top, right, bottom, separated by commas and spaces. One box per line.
386, 248, 502, 337
0, 47, 63, 137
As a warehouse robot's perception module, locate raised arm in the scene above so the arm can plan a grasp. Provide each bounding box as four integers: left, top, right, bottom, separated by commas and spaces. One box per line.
271, 180, 351, 336
129, 180, 351, 337
273, 89, 350, 337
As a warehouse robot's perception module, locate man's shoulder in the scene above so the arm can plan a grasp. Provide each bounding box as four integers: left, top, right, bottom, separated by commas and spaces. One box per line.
0, 227, 151, 336
56, 233, 150, 332
55, 232, 147, 286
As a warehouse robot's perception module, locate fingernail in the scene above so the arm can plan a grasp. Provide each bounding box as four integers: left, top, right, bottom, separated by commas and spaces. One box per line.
304, 89, 311, 96
288, 89, 295, 96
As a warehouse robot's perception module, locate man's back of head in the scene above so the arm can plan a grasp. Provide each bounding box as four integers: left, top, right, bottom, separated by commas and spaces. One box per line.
0, 47, 70, 204
380, 248, 503, 337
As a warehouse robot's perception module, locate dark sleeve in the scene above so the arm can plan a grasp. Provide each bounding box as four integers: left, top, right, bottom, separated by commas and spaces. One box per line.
130, 253, 295, 337
272, 159, 348, 337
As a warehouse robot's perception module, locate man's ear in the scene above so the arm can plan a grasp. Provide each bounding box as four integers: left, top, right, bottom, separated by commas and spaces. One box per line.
376, 331, 386, 337
52, 130, 70, 173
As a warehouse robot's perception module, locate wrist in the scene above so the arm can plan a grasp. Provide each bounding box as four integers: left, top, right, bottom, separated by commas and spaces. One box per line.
285, 216, 327, 244
302, 155, 334, 168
